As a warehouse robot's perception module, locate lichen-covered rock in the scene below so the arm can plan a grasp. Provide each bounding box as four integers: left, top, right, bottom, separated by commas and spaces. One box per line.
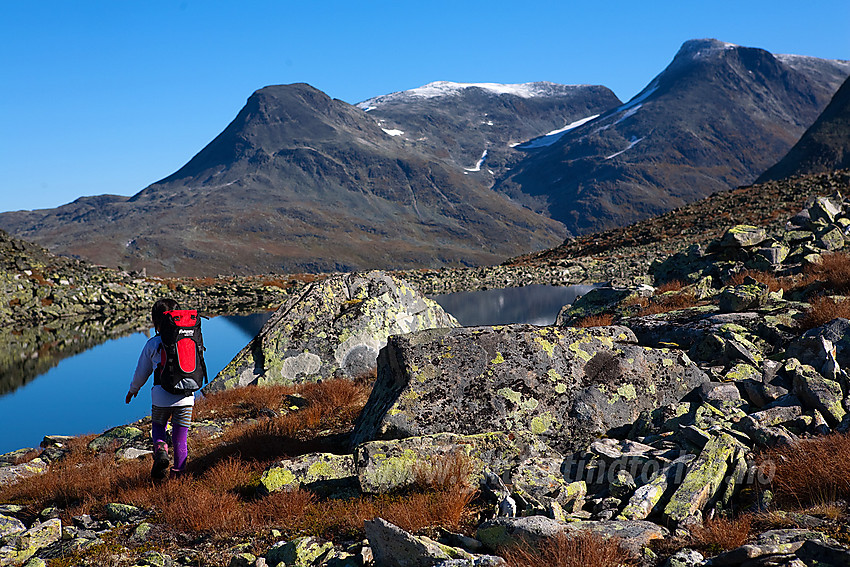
365, 518, 473, 567
353, 431, 554, 495
265, 536, 334, 567
718, 282, 770, 313
0, 518, 61, 566
258, 453, 355, 496
720, 225, 767, 248
352, 324, 707, 453
785, 318, 850, 370
619, 456, 693, 521
0, 514, 25, 540
87, 425, 144, 453
206, 271, 458, 391
663, 432, 744, 524
788, 358, 846, 426
555, 286, 650, 324
104, 503, 146, 524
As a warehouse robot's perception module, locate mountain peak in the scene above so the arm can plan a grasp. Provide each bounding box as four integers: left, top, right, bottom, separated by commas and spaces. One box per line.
675, 38, 740, 59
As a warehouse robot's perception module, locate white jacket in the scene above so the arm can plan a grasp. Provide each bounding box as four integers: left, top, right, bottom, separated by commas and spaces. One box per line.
129, 335, 195, 408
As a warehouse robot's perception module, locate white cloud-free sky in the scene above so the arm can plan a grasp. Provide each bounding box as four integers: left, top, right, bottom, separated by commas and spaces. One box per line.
1, 0, 848, 213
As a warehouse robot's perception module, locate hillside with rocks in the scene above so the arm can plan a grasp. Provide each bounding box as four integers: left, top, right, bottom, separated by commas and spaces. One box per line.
5, 171, 850, 565
759, 74, 850, 182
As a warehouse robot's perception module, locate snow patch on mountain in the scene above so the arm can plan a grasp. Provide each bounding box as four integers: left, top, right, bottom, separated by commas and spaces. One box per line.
357, 81, 587, 110
605, 136, 645, 160
514, 114, 600, 149
464, 150, 488, 172
382, 128, 404, 136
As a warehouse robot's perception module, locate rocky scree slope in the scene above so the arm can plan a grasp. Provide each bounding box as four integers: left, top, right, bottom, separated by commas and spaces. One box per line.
0, 84, 568, 277
7, 196, 850, 565
759, 74, 850, 182
494, 39, 850, 236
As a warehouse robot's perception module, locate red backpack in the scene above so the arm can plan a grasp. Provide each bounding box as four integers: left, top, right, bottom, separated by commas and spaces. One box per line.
154, 310, 208, 395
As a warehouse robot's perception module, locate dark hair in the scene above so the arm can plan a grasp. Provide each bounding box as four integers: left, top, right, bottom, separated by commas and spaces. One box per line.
151, 298, 179, 332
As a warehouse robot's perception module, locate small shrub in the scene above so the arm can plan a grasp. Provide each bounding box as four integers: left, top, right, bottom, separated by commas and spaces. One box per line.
572, 313, 614, 328
798, 295, 850, 331
726, 270, 790, 293
638, 290, 700, 316
759, 433, 850, 507
499, 531, 637, 567
655, 280, 685, 294
689, 514, 752, 554
152, 477, 247, 533
413, 451, 474, 492
249, 487, 317, 529
804, 251, 850, 294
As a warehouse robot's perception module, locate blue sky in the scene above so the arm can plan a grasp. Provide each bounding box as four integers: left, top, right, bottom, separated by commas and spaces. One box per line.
1, 1, 848, 214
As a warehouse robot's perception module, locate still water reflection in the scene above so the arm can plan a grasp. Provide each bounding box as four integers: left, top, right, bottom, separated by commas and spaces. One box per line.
430, 284, 596, 326
0, 313, 271, 455
0, 285, 592, 454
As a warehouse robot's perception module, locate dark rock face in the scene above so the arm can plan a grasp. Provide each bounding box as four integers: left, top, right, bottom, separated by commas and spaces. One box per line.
357, 81, 622, 181
495, 39, 850, 237
0, 83, 578, 277
759, 74, 850, 181
351, 324, 708, 452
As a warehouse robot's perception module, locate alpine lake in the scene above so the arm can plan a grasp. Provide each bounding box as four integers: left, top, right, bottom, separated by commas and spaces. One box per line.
0, 284, 594, 454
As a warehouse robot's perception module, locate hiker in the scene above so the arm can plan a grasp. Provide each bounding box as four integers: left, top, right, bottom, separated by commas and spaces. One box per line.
125, 298, 195, 480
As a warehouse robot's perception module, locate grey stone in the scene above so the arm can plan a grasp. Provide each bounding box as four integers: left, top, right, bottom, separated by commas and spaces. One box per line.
789, 359, 846, 426
353, 431, 553, 495
206, 271, 459, 391
663, 433, 743, 524
265, 536, 333, 567
0, 514, 26, 541
664, 549, 704, 567
366, 518, 473, 567
258, 453, 355, 495
720, 226, 767, 248
351, 324, 707, 453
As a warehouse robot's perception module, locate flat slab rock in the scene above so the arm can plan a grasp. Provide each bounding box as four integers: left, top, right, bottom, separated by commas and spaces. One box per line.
205, 271, 458, 391
477, 516, 668, 556
352, 324, 708, 452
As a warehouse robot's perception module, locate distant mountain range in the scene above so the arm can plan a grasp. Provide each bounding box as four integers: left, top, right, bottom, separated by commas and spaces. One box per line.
758, 74, 850, 181
493, 39, 850, 235
1, 39, 848, 276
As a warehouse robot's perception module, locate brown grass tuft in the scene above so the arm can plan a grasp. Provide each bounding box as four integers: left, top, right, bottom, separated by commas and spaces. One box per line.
572, 313, 615, 328
759, 433, 850, 507
638, 290, 700, 316
413, 451, 474, 492
655, 279, 685, 294
499, 531, 638, 567
804, 251, 850, 294
726, 270, 790, 293
798, 295, 850, 331
689, 514, 752, 554
151, 477, 247, 533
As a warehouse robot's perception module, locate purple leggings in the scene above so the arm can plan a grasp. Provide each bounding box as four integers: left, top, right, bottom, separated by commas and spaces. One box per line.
151, 405, 192, 473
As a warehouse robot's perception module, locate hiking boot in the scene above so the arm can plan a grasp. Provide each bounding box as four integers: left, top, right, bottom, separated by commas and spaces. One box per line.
151, 444, 170, 481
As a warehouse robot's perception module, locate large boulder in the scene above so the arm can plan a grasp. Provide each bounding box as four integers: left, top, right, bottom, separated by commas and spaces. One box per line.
351, 325, 708, 452
205, 271, 458, 391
